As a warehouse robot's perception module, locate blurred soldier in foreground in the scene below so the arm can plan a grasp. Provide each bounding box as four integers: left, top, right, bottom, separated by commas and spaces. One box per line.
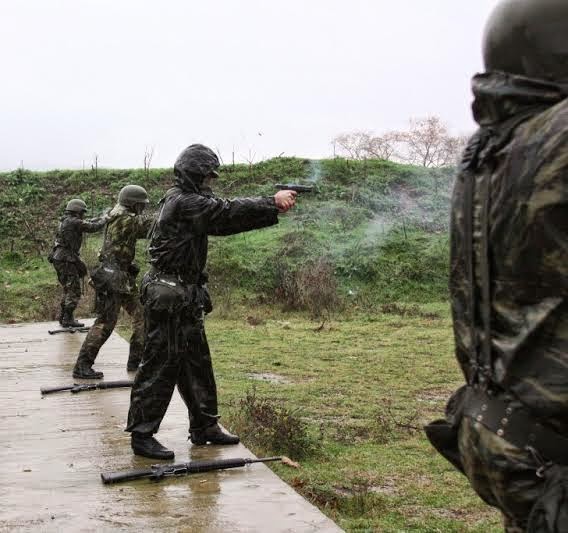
48, 199, 107, 328
425, 1, 568, 531
126, 144, 296, 459
72, 185, 152, 379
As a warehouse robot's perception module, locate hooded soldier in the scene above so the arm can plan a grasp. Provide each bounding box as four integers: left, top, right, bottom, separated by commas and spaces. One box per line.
425, 1, 568, 531
49, 198, 108, 328
126, 144, 296, 460
72, 185, 153, 379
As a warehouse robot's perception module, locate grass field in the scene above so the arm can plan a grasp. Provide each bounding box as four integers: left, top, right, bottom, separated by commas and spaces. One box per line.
118, 307, 501, 532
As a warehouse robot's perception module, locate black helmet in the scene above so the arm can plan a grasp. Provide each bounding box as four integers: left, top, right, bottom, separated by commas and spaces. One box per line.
65, 199, 87, 213
483, 0, 568, 82
174, 144, 220, 189
118, 185, 149, 208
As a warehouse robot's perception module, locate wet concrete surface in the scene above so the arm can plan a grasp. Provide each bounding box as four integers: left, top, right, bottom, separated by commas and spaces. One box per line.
0, 320, 342, 532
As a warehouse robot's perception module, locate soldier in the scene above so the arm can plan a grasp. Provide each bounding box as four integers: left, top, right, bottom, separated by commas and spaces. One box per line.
72, 185, 153, 379
126, 144, 296, 459
48, 199, 107, 328
425, 0, 568, 530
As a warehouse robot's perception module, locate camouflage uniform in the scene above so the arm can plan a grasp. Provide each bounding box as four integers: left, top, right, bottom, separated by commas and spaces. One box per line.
127, 145, 279, 439
49, 212, 106, 322
74, 204, 153, 373
426, 71, 568, 531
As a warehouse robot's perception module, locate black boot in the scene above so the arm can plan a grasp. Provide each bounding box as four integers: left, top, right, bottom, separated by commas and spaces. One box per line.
72, 364, 104, 379
190, 424, 240, 445
61, 309, 84, 328
131, 433, 174, 460
126, 354, 141, 372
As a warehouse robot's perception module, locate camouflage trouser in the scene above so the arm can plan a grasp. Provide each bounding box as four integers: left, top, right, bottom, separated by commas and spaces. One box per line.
126, 305, 218, 435
459, 416, 545, 532
76, 288, 144, 369
52, 260, 82, 314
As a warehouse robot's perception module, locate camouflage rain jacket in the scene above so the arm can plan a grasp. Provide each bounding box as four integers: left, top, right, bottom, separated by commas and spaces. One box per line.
98, 204, 153, 271
451, 71, 568, 434
50, 213, 106, 263
148, 173, 279, 285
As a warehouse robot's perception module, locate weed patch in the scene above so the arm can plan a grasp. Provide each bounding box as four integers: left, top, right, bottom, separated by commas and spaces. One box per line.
227, 388, 322, 460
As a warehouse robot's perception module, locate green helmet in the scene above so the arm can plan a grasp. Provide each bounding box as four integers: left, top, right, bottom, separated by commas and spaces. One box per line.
65, 199, 87, 213
483, 0, 568, 82
118, 185, 149, 207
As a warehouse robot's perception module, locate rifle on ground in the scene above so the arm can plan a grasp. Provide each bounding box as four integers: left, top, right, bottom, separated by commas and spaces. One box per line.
41, 380, 133, 395
275, 184, 315, 193
48, 326, 90, 335
101, 456, 284, 484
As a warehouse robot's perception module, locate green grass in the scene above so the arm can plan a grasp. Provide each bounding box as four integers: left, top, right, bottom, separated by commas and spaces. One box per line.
188, 310, 500, 532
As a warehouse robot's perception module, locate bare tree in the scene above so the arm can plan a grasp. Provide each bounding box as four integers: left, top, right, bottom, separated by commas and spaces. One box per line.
399, 116, 462, 168
332, 131, 373, 160
243, 149, 256, 177
143, 146, 154, 179
365, 131, 403, 161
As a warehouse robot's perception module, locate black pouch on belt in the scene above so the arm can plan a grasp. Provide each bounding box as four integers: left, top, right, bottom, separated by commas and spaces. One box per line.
424, 385, 468, 474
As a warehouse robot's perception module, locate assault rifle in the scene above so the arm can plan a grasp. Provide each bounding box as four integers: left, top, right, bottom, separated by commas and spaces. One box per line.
102, 456, 284, 484
48, 326, 90, 335
275, 184, 315, 193
41, 380, 133, 395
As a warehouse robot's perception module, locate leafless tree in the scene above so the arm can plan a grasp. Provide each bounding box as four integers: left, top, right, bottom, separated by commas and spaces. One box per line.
365, 131, 403, 161
399, 116, 463, 168
143, 146, 154, 179
332, 131, 373, 160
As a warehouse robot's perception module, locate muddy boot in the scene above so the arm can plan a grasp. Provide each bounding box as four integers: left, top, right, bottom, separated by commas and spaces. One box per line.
190, 424, 240, 446
61, 309, 84, 328
131, 433, 174, 460
72, 364, 104, 379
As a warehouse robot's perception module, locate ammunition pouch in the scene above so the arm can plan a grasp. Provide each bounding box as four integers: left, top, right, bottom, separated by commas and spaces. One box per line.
424, 386, 468, 474
141, 269, 213, 316
141, 272, 189, 314
90, 263, 130, 294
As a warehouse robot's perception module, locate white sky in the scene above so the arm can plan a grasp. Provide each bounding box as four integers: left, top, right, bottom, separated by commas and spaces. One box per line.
0, 0, 500, 170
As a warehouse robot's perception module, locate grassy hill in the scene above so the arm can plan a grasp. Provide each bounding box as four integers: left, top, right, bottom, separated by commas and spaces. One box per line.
0, 157, 454, 322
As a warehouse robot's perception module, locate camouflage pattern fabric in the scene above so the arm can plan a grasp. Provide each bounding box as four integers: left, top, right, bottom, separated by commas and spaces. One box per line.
77, 288, 144, 369
99, 204, 153, 269
49, 212, 106, 316
459, 417, 544, 532
127, 180, 279, 436
49, 212, 107, 263
428, 71, 568, 530
52, 259, 83, 315
75, 204, 153, 369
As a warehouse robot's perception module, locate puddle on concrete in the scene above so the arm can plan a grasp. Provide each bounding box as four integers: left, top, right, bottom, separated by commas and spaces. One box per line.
246, 372, 292, 384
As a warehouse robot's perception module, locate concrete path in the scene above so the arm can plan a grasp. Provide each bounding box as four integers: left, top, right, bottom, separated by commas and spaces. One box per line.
0, 320, 342, 533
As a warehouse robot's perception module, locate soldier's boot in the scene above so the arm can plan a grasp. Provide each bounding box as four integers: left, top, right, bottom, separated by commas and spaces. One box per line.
73, 349, 103, 380
72, 365, 104, 379
131, 433, 174, 460
190, 424, 240, 446
126, 344, 143, 372
61, 309, 84, 328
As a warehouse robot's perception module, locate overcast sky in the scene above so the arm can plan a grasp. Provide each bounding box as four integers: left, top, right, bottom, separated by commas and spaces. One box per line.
0, 0, 500, 170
